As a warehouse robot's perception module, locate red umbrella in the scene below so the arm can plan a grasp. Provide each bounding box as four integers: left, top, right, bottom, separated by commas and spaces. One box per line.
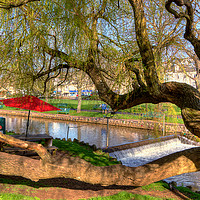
0, 95, 61, 137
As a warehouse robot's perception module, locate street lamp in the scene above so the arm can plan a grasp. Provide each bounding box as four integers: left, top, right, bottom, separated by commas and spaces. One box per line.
104, 111, 115, 148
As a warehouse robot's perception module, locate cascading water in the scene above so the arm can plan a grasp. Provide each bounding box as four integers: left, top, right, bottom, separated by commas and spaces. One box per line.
109, 138, 200, 190
109, 138, 195, 167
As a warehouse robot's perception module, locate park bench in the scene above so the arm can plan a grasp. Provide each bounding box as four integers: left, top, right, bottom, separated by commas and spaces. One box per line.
57, 103, 70, 114
1, 134, 58, 154
143, 111, 162, 118
9, 134, 54, 147
58, 107, 70, 114
93, 104, 100, 110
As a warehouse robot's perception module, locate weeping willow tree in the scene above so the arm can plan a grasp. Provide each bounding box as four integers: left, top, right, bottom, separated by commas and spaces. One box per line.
0, 0, 200, 186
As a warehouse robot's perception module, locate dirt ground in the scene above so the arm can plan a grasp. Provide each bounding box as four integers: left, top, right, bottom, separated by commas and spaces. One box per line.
0, 175, 191, 200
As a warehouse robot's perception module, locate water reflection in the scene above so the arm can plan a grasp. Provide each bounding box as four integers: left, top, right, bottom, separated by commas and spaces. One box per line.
3, 115, 156, 148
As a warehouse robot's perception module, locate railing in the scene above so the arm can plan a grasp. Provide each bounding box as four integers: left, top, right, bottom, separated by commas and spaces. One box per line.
178, 133, 200, 146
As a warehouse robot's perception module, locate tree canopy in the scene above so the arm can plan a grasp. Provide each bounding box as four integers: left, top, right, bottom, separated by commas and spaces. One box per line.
0, 0, 200, 135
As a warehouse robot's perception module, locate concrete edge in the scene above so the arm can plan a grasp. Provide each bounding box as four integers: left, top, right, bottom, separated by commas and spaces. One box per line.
102, 135, 179, 153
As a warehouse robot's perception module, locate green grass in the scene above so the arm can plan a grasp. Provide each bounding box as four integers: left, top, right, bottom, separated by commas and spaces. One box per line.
47, 99, 103, 110
78, 191, 135, 200
79, 191, 175, 200
67, 110, 184, 124
47, 99, 181, 116
4, 131, 120, 167
141, 181, 170, 191
52, 139, 120, 166
0, 193, 40, 200
0, 191, 176, 200
69, 110, 105, 117
176, 186, 200, 199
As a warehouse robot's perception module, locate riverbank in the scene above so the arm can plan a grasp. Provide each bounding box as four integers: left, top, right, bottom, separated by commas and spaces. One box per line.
0, 109, 188, 134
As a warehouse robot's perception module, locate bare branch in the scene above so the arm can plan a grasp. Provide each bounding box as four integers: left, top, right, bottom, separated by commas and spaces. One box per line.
34, 64, 69, 81
56, 69, 70, 87
165, 0, 200, 59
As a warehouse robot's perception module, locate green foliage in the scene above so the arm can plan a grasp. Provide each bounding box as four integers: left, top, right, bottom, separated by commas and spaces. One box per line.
52, 139, 120, 166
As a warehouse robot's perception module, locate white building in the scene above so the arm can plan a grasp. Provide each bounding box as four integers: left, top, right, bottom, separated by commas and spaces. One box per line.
53, 78, 95, 97
164, 59, 197, 88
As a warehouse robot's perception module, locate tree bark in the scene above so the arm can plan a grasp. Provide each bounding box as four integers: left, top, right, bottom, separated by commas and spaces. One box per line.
0, 146, 200, 186
0, 132, 52, 164
77, 88, 82, 113
0, 0, 39, 9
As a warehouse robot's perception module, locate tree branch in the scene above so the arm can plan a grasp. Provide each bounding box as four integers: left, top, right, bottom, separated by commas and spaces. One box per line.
33, 64, 69, 81
128, 0, 161, 97
0, 0, 39, 9
1, 145, 200, 186
0, 132, 52, 164
165, 0, 200, 59
125, 59, 146, 89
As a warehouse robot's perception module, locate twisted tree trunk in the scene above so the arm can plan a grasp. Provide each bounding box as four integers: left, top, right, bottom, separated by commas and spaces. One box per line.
0, 145, 200, 186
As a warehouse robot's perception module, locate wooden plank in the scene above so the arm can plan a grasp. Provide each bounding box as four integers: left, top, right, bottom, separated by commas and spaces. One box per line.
9, 134, 53, 147
10, 134, 53, 140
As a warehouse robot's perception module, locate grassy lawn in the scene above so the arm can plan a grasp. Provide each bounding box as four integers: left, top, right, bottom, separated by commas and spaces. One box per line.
79, 191, 175, 200
0, 193, 40, 200
0, 191, 176, 200
0, 99, 183, 124
52, 139, 120, 166
47, 99, 103, 110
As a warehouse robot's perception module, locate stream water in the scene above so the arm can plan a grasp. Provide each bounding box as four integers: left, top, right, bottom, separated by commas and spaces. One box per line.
4, 115, 157, 148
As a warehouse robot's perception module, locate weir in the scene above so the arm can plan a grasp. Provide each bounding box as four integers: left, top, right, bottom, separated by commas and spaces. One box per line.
104, 135, 200, 189
108, 137, 196, 167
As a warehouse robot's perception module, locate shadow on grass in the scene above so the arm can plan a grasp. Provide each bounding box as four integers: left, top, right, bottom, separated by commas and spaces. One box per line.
0, 175, 137, 191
